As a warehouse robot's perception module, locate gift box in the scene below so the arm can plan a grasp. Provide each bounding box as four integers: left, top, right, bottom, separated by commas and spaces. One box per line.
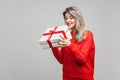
39, 25, 72, 49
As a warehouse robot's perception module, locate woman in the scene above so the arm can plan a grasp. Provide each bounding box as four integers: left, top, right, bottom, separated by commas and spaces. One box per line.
51, 6, 95, 80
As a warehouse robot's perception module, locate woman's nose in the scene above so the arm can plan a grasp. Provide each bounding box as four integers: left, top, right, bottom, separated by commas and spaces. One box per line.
66, 18, 71, 22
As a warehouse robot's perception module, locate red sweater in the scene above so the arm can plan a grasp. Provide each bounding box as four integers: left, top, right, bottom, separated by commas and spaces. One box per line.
51, 30, 95, 80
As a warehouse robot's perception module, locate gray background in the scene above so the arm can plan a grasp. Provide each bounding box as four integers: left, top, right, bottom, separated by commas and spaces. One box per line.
0, 0, 120, 80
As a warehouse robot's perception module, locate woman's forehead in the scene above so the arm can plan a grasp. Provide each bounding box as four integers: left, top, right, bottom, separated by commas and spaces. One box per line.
65, 12, 73, 17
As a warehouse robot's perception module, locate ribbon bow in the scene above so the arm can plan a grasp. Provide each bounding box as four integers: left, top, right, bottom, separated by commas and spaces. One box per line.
42, 26, 67, 48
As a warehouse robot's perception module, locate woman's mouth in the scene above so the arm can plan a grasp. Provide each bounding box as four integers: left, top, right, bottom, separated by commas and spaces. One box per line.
67, 23, 72, 27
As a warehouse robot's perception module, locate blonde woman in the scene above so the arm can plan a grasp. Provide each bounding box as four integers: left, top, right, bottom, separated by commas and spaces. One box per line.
51, 6, 95, 80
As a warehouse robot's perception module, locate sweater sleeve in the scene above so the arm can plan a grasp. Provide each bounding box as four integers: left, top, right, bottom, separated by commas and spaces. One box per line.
51, 47, 64, 64
68, 31, 94, 64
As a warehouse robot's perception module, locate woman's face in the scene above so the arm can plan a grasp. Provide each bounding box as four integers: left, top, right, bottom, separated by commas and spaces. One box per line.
64, 12, 76, 28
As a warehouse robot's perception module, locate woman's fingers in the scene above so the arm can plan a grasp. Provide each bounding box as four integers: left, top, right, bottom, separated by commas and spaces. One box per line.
58, 36, 66, 45
60, 35, 65, 40
58, 39, 66, 44
59, 35, 65, 43
58, 35, 71, 47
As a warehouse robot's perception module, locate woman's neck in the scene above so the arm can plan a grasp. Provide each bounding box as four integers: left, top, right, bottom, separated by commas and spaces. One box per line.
71, 27, 76, 34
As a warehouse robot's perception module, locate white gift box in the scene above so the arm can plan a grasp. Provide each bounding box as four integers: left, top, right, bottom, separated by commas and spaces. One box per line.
39, 25, 72, 49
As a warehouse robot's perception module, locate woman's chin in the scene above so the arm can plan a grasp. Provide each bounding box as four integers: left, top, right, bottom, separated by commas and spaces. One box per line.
66, 25, 72, 28
68, 26, 73, 29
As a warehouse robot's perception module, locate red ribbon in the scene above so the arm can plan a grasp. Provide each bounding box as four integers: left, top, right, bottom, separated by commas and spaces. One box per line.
42, 26, 67, 48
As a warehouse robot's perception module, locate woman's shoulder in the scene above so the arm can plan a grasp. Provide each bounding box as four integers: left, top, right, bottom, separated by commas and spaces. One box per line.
85, 30, 94, 39
86, 29, 92, 33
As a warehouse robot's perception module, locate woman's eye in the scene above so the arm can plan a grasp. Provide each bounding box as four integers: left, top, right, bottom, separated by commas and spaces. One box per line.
65, 17, 67, 20
65, 17, 73, 20
70, 17, 73, 19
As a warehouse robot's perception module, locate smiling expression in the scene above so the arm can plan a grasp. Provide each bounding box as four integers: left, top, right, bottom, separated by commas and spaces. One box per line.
64, 12, 76, 29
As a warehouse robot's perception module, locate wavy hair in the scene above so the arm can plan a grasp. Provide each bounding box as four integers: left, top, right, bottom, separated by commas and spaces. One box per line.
63, 6, 87, 43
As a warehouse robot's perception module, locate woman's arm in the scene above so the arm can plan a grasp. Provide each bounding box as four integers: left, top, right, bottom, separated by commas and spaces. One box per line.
51, 47, 64, 64
68, 31, 95, 64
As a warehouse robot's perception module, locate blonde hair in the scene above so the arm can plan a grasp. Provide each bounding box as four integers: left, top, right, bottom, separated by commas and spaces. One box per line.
63, 6, 87, 43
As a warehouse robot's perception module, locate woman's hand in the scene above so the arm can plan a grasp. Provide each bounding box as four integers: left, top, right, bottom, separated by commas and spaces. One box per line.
58, 35, 71, 47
